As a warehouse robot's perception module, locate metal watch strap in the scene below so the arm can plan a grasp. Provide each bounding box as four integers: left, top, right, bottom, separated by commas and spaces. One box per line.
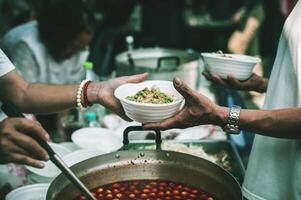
224, 105, 241, 134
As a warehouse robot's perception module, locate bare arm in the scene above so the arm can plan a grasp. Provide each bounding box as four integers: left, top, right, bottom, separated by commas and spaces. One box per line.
0, 70, 78, 113
145, 78, 301, 139
216, 107, 301, 139
0, 70, 148, 119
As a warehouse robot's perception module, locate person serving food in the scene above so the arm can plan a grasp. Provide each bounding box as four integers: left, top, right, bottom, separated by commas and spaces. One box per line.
0, 49, 147, 168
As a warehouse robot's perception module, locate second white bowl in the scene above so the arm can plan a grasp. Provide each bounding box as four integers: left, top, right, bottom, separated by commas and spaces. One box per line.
201, 52, 261, 80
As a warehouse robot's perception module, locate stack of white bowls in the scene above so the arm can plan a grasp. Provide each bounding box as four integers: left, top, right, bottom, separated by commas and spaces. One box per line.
201, 52, 261, 80
6, 184, 49, 200
26, 143, 71, 184
114, 80, 184, 123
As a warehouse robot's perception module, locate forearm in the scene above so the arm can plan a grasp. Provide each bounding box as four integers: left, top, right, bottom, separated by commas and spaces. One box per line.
0, 71, 100, 114
17, 83, 78, 113
216, 106, 301, 139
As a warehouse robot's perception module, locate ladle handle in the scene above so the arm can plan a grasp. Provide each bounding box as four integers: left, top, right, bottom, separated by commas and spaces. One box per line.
1, 102, 96, 200
123, 126, 162, 150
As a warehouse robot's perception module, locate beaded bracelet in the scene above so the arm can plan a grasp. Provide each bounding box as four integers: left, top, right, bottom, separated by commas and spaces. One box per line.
83, 80, 92, 107
76, 80, 89, 111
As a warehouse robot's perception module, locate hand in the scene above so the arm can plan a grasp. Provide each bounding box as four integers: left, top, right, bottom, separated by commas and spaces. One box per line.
202, 72, 268, 93
0, 118, 50, 168
144, 78, 227, 130
88, 73, 148, 121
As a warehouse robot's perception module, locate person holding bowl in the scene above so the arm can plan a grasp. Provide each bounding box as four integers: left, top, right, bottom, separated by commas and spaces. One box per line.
0, 48, 147, 168
145, 1, 301, 199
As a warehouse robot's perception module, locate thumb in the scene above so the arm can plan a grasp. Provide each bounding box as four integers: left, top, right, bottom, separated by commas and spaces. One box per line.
125, 73, 148, 84
173, 77, 198, 101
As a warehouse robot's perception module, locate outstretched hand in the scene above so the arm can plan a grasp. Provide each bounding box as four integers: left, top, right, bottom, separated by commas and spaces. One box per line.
202, 72, 268, 93
93, 73, 148, 121
144, 78, 227, 130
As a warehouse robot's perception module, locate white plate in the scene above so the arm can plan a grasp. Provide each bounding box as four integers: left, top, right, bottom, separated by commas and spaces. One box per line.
25, 143, 71, 182
59, 142, 81, 152
6, 184, 49, 200
63, 149, 104, 167
175, 126, 211, 140
71, 127, 123, 153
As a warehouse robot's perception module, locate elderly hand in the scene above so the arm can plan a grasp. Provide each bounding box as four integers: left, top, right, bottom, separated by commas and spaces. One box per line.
202, 72, 268, 93
88, 73, 148, 121
0, 118, 50, 168
144, 78, 226, 130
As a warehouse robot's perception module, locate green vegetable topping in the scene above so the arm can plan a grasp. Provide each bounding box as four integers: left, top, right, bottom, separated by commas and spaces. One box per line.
126, 85, 174, 104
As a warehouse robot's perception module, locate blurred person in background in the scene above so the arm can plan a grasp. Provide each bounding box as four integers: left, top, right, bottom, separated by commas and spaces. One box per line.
0, 0, 36, 40
2, 0, 97, 84
1, 0, 98, 134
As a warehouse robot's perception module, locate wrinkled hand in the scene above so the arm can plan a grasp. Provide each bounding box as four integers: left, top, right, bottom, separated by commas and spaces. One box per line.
0, 118, 49, 168
91, 73, 148, 121
202, 72, 268, 93
144, 78, 226, 130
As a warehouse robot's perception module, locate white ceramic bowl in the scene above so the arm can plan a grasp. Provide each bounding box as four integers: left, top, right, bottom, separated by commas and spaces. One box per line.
6, 184, 49, 200
25, 143, 71, 183
114, 80, 184, 123
71, 127, 123, 153
201, 52, 261, 80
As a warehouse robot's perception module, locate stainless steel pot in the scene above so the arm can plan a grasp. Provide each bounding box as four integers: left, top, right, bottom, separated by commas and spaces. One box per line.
115, 48, 200, 90
47, 127, 242, 200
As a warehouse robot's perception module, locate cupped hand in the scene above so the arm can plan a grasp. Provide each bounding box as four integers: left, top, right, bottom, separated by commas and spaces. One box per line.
202, 72, 268, 93
144, 78, 226, 130
92, 73, 148, 121
0, 118, 50, 168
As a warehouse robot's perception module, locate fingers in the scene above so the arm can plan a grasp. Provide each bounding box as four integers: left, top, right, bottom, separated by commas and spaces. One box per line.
210, 75, 229, 87
202, 71, 212, 81
106, 99, 132, 122
12, 131, 49, 161
15, 118, 50, 141
125, 73, 148, 84
173, 77, 199, 102
144, 117, 179, 131
10, 153, 45, 168
144, 109, 186, 130
227, 75, 243, 89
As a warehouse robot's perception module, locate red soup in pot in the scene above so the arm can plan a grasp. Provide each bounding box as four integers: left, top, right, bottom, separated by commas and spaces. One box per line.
75, 180, 216, 200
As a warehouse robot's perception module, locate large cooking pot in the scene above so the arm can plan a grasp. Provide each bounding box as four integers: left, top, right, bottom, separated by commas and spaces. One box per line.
47, 127, 242, 200
115, 48, 200, 90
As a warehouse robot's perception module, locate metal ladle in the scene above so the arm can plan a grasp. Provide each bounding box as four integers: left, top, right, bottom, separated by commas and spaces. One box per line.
1, 103, 96, 200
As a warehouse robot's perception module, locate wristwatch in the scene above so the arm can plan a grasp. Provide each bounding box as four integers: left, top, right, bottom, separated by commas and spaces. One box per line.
223, 105, 241, 134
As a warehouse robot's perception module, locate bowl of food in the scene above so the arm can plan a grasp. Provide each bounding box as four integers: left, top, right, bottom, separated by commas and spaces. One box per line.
201, 51, 261, 80
114, 80, 184, 123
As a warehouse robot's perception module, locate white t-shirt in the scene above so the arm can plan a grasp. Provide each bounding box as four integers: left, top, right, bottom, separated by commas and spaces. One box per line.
2, 21, 87, 84
0, 49, 15, 77
243, 2, 301, 200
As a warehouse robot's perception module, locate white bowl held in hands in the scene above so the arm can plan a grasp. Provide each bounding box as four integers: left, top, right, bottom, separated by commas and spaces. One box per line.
114, 80, 184, 123
201, 52, 261, 80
